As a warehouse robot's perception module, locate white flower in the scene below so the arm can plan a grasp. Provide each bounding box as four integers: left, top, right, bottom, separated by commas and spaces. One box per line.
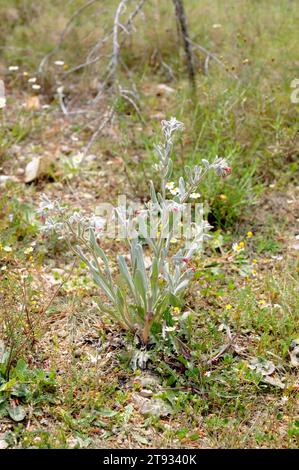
56, 86, 64, 95
8, 66, 19, 71
28, 77, 37, 83
89, 215, 106, 232
189, 192, 201, 199
71, 153, 83, 167
69, 212, 83, 224
54, 60, 64, 66
232, 242, 244, 252
37, 194, 56, 214
0, 97, 6, 109
166, 181, 175, 190
32, 84, 41, 90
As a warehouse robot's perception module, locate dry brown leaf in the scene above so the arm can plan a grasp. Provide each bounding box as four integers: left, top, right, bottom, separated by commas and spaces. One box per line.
25, 95, 40, 110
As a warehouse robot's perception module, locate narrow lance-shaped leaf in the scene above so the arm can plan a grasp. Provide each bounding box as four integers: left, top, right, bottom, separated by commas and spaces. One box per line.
134, 269, 147, 310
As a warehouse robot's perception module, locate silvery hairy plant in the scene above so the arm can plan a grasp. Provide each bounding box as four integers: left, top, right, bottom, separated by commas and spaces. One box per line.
38, 118, 231, 346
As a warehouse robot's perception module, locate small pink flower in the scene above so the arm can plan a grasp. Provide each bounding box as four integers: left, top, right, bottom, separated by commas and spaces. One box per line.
183, 257, 190, 264
224, 166, 232, 175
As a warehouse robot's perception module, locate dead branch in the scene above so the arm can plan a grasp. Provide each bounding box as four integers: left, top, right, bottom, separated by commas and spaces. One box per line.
207, 325, 236, 365
188, 38, 239, 80
172, 0, 195, 86
38, 0, 100, 73
83, 106, 115, 159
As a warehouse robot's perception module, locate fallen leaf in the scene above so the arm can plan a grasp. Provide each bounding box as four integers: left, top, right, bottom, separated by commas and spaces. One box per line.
155, 83, 175, 95
263, 375, 285, 389
25, 95, 40, 110
249, 358, 275, 376
132, 393, 172, 417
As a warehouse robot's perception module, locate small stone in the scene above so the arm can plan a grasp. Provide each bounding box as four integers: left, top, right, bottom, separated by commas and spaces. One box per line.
156, 84, 175, 95
0, 439, 8, 449
132, 393, 172, 417
137, 372, 161, 390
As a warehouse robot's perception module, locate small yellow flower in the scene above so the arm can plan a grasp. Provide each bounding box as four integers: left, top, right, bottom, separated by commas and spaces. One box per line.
24, 247, 34, 255
252, 269, 257, 275
225, 304, 232, 310
170, 237, 177, 244
252, 258, 257, 264
173, 307, 181, 314
219, 194, 227, 201
259, 300, 265, 305
3, 246, 12, 252
156, 231, 160, 237
247, 231, 253, 237
232, 242, 245, 252
63, 64, 69, 70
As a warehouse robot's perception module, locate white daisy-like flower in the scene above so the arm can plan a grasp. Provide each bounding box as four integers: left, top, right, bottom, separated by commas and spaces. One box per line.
8, 66, 19, 71
189, 192, 201, 199
232, 242, 244, 252
54, 60, 64, 66
166, 181, 175, 190
32, 84, 41, 90
28, 77, 37, 83
71, 153, 83, 167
